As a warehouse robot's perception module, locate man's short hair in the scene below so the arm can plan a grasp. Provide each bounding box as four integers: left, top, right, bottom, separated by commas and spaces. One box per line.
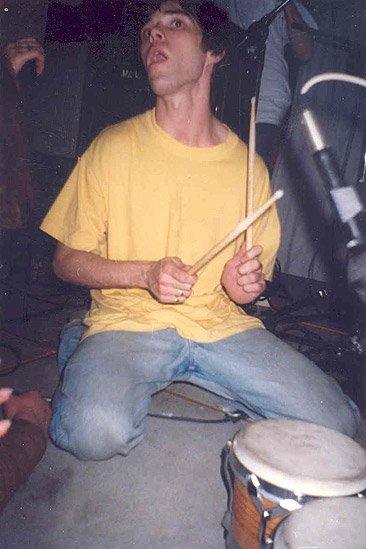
136, 0, 231, 57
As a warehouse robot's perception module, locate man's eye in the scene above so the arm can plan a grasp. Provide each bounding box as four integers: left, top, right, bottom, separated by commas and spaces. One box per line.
141, 28, 151, 39
171, 19, 183, 28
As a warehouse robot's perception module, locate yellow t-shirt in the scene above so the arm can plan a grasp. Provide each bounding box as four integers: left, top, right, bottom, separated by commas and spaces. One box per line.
41, 109, 280, 342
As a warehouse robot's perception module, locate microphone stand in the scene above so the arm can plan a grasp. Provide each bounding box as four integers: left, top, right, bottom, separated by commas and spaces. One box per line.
302, 108, 366, 354
222, 0, 294, 139
236, 0, 293, 91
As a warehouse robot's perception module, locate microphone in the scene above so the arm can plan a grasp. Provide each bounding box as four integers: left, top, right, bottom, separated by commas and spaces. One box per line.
302, 108, 364, 250
257, 0, 294, 27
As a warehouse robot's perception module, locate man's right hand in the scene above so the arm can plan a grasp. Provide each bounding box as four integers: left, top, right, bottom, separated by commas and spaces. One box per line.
52, 243, 197, 299
145, 257, 197, 304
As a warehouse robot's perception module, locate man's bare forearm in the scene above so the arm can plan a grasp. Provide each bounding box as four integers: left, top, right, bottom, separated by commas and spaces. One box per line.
53, 243, 152, 289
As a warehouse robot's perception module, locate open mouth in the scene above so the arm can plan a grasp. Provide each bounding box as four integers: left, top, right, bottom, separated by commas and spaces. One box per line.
148, 49, 168, 67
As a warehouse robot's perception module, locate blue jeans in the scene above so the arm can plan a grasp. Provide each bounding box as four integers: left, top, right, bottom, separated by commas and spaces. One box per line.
51, 322, 359, 460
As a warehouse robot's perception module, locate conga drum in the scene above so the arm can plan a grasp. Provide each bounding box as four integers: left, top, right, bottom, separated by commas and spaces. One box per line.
273, 497, 366, 548
222, 419, 366, 548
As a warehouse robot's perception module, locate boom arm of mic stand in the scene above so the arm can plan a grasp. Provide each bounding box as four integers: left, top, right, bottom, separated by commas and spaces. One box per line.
236, 0, 294, 50
263, 0, 293, 25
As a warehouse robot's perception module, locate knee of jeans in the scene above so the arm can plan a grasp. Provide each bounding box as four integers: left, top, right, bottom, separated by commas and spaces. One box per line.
313, 394, 360, 440
50, 403, 140, 461
335, 396, 360, 439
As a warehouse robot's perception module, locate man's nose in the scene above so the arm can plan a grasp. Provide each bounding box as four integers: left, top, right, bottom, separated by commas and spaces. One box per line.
149, 25, 165, 42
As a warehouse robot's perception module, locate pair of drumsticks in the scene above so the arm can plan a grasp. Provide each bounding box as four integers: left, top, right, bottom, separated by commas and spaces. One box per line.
188, 98, 283, 276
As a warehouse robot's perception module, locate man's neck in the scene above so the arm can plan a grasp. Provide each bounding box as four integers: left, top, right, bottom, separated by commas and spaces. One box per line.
155, 93, 228, 147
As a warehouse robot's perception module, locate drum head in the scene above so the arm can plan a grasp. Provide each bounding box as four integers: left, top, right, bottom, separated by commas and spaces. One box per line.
274, 497, 366, 549
233, 419, 366, 497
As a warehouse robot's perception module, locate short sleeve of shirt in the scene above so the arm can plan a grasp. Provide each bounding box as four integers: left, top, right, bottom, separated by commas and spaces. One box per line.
294, 2, 318, 29
40, 147, 108, 255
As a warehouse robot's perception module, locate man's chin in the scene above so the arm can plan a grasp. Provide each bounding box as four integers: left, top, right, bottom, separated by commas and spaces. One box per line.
149, 76, 176, 97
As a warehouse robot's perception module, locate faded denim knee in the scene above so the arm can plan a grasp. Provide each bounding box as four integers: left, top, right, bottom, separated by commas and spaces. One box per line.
50, 396, 142, 461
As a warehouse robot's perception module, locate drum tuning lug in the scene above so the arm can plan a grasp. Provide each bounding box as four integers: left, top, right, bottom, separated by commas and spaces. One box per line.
224, 409, 248, 422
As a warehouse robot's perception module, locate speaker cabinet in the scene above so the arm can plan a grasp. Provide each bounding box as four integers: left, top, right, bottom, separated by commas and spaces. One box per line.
77, 35, 154, 155
23, 33, 154, 158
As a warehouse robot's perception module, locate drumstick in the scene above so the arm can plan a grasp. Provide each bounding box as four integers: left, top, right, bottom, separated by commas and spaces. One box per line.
246, 96, 256, 251
188, 189, 283, 275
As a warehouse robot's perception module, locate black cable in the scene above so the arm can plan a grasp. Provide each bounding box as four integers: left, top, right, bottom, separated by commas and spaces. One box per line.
268, 321, 355, 368
1, 327, 56, 352
340, 93, 364, 180
307, 248, 320, 297
1, 282, 88, 305
265, 295, 323, 321
147, 411, 245, 424
19, 398, 247, 425
272, 324, 333, 350
0, 343, 21, 376
1, 285, 88, 324
2, 302, 73, 324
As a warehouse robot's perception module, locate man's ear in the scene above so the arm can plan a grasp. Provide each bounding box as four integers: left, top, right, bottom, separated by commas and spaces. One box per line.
207, 49, 225, 67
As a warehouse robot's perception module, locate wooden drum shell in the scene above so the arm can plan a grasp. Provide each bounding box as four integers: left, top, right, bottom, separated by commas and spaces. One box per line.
232, 477, 288, 549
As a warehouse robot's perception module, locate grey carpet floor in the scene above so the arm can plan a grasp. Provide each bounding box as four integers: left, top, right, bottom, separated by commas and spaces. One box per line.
0, 356, 239, 549
0, 347, 365, 548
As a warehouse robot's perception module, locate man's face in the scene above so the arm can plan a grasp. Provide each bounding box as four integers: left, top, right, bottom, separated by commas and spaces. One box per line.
140, 0, 212, 97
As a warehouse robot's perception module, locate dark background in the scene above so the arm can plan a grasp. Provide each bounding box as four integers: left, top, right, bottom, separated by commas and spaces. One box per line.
1, 0, 365, 404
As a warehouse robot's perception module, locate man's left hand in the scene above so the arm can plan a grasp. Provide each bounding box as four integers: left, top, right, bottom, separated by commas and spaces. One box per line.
221, 245, 266, 304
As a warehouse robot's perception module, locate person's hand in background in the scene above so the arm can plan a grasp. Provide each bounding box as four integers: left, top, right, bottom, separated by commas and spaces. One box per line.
0, 389, 12, 437
4, 37, 45, 76
0, 388, 51, 437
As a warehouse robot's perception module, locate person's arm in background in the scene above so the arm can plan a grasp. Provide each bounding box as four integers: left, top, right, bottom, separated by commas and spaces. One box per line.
284, 2, 314, 61
0, 389, 51, 513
